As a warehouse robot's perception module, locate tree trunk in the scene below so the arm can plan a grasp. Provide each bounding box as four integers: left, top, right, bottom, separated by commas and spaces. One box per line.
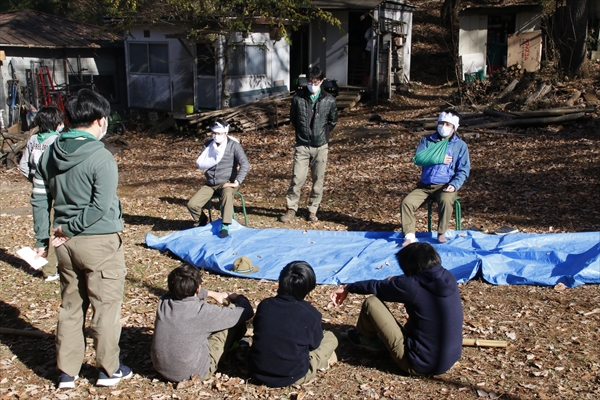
440, 0, 461, 28
554, 0, 589, 77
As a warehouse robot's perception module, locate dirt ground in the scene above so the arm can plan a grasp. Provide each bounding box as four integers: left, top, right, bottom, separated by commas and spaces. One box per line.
1, 1, 600, 399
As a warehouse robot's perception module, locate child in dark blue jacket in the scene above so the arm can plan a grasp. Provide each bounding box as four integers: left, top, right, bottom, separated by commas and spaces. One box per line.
330, 242, 463, 376
249, 261, 338, 387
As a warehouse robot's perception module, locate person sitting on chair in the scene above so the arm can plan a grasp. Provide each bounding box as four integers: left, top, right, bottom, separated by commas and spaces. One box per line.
187, 118, 250, 238
401, 109, 470, 246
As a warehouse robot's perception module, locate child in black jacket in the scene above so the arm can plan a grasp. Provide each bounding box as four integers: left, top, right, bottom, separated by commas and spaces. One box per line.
249, 261, 338, 387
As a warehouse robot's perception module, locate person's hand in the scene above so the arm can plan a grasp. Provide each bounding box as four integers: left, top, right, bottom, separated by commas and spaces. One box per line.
443, 155, 453, 164
51, 226, 70, 247
208, 291, 230, 305
443, 184, 456, 193
34, 247, 48, 259
222, 181, 239, 189
330, 285, 348, 307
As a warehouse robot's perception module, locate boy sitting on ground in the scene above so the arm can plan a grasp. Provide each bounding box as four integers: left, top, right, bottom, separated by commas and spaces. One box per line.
330, 242, 463, 376
151, 263, 254, 382
249, 261, 338, 387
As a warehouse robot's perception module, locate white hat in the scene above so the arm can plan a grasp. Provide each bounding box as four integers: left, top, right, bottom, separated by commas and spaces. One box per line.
437, 111, 460, 131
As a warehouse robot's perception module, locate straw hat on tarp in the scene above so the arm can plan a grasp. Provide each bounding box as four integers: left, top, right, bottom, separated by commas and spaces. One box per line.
233, 256, 260, 274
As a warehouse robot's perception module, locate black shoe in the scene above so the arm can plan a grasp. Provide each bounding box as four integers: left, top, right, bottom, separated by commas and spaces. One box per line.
346, 329, 385, 352
199, 213, 209, 227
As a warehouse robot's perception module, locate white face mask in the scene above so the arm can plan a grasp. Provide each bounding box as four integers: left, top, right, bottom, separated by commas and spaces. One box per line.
213, 134, 227, 144
98, 117, 108, 141
56, 123, 64, 133
437, 124, 454, 138
307, 85, 320, 94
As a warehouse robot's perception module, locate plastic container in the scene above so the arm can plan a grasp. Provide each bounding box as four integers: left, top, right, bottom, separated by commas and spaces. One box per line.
185, 104, 194, 114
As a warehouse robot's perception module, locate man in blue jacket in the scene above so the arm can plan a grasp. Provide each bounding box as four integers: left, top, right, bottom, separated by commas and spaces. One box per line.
330, 242, 463, 376
401, 109, 470, 246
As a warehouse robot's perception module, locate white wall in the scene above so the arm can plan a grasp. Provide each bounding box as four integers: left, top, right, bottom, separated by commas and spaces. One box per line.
459, 14, 488, 57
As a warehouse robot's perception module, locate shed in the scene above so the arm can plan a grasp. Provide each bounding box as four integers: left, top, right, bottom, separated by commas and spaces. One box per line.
458, 4, 543, 79
124, 21, 289, 112
304, 0, 415, 99
0, 9, 126, 128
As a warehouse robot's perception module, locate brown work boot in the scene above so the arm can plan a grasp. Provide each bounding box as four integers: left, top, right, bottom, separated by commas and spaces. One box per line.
307, 212, 318, 222
279, 209, 296, 223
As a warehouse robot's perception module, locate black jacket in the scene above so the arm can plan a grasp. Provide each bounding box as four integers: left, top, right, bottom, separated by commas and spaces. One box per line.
290, 88, 338, 147
248, 294, 323, 387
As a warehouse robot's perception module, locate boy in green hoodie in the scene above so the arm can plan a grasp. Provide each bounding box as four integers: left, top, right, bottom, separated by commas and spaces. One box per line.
31, 89, 131, 389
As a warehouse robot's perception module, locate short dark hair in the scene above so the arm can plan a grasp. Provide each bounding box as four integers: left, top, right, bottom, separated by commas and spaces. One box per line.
34, 106, 65, 133
65, 89, 110, 129
211, 118, 229, 130
396, 242, 442, 276
168, 263, 203, 300
306, 66, 325, 81
278, 261, 316, 300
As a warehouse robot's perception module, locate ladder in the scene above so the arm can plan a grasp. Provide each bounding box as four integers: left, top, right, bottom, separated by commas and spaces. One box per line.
36, 66, 65, 111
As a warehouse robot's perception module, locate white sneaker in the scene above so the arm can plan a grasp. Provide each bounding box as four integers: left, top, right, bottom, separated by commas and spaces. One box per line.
44, 273, 60, 282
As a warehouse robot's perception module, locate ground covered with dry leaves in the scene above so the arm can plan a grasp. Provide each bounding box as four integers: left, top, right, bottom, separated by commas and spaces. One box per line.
1, 85, 600, 400
2, 1, 600, 397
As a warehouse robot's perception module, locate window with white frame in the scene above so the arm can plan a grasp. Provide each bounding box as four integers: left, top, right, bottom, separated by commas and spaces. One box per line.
228, 44, 266, 76
128, 43, 169, 74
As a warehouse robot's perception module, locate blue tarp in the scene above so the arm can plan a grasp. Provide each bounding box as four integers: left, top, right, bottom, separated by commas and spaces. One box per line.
146, 220, 600, 288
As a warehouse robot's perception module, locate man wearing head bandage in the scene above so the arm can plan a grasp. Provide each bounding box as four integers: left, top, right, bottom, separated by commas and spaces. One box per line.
187, 118, 250, 238
401, 110, 470, 246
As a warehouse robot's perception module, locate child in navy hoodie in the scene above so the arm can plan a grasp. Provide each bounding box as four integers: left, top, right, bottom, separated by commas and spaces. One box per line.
330, 242, 463, 376
249, 261, 338, 387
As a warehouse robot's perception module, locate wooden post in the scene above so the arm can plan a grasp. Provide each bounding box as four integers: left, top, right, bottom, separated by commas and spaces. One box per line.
462, 338, 507, 347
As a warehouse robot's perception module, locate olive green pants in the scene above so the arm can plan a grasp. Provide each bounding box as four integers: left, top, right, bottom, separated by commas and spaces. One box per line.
188, 183, 235, 224
55, 233, 126, 377
285, 144, 329, 214
401, 183, 457, 235
292, 330, 339, 385
356, 296, 423, 376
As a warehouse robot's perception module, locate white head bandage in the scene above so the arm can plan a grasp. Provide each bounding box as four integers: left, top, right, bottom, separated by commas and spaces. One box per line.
210, 121, 230, 134
437, 112, 459, 131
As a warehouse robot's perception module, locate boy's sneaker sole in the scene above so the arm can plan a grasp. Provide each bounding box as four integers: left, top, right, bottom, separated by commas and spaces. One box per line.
96, 364, 133, 387
58, 373, 78, 389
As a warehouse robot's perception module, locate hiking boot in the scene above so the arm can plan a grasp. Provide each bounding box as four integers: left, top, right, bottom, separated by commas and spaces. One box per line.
279, 209, 296, 223
58, 372, 78, 389
307, 212, 318, 222
220, 223, 230, 238
96, 364, 133, 387
346, 329, 385, 352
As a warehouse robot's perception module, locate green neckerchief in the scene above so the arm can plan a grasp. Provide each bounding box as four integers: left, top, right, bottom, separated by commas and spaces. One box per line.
413, 137, 449, 167
37, 130, 59, 143
60, 129, 98, 141
309, 90, 321, 109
